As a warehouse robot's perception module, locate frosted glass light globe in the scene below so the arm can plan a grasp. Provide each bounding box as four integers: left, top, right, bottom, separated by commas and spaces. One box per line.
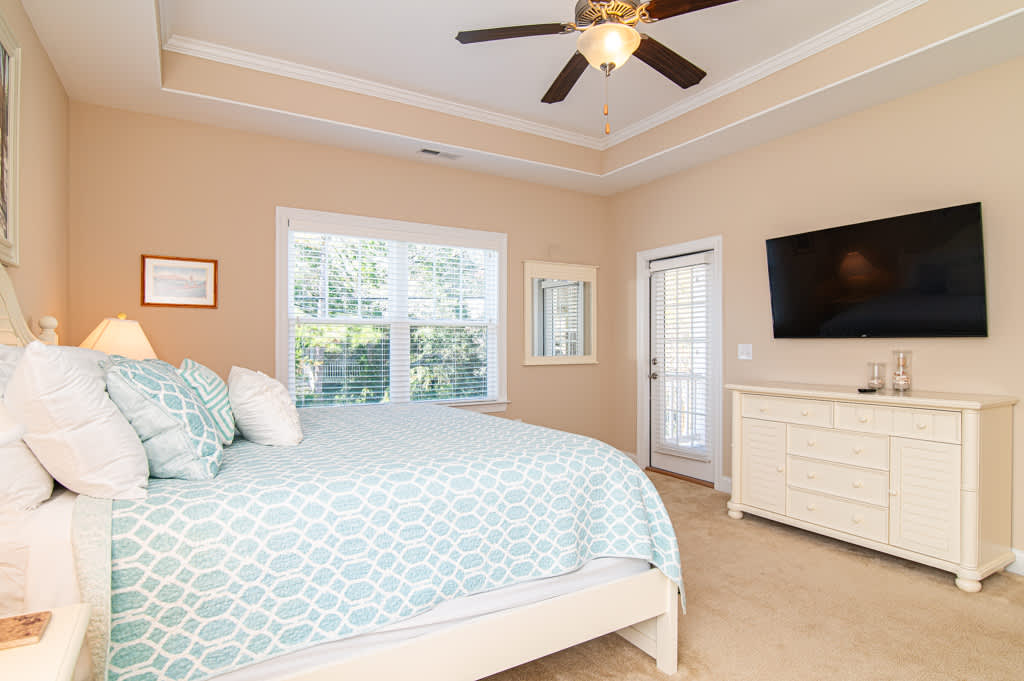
577, 22, 642, 71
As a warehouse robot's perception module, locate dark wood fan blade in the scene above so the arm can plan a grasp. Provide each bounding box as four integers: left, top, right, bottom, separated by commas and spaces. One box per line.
542, 52, 589, 104
456, 23, 571, 44
644, 0, 740, 21
634, 35, 707, 89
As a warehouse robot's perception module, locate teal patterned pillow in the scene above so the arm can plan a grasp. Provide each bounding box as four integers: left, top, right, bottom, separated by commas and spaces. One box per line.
178, 359, 235, 445
104, 358, 223, 480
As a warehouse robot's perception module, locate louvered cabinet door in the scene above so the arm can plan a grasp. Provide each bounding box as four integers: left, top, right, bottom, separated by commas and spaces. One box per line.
740, 419, 787, 514
889, 437, 962, 563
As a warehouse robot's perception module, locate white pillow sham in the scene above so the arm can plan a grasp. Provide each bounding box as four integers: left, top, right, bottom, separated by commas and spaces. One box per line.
5, 342, 149, 499
0, 533, 27, 616
0, 402, 53, 513
228, 367, 303, 446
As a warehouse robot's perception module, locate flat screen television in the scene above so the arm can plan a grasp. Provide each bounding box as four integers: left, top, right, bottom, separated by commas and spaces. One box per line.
766, 202, 987, 338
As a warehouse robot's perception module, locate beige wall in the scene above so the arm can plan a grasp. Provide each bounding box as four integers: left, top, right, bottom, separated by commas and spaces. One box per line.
67, 101, 615, 443
1, 0, 68, 331
607, 56, 1024, 547
66, 53, 1024, 546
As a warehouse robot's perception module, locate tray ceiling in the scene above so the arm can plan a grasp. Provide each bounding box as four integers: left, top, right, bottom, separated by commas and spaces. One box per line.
159, 0, 887, 138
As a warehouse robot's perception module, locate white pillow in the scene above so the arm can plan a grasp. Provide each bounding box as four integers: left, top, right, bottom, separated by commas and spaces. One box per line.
0, 345, 24, 393
0, 403, 53, 512
0, 534, 27, 616
228, 367, 303, 446
0, 346, 105, 393
57, 346, 108, 382
4, 342, 148, 499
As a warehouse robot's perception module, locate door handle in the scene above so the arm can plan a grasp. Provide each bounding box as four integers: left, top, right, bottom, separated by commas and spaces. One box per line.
650, 372, 659, 380
651, 358, 659, 366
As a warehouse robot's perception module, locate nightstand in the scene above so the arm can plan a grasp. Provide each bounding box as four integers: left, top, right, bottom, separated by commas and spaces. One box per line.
0, 604, 90, 681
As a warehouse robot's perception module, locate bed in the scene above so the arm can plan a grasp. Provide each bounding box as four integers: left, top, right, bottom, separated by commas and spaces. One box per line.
0, 264, 683, 681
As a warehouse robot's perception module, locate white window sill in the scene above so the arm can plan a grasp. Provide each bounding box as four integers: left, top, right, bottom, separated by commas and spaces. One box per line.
449, 400, 510, 414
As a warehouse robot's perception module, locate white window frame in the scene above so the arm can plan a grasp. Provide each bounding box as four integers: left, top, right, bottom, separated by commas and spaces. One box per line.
636, 235, 727, 492
276, 207, 508, 413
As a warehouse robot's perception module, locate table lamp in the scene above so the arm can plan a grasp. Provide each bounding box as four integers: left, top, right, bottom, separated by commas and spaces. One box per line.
79, 313, 157, 360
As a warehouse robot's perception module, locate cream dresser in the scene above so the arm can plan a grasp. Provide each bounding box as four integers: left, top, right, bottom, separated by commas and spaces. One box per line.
726, 382, 1017, 592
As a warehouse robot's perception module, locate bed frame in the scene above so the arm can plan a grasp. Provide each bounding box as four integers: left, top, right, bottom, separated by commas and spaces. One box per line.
287, 568, 679, 680
0, 264, 58, 346
0, 263, 679, 679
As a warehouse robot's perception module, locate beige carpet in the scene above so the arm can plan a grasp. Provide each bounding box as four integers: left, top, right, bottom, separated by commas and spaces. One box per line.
486, 474, 1024, 681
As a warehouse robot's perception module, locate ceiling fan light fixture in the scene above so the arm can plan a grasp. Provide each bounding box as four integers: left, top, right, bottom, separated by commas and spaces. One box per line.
577, 22, 641, 71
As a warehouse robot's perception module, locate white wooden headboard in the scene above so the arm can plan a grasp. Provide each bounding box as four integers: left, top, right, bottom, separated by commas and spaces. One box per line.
0, 264, 58, 346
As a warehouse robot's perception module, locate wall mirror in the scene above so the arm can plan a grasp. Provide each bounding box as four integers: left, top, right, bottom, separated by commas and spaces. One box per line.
523, 261, 597, 365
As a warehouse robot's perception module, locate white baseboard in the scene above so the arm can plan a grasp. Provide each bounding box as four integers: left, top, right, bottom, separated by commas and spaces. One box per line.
1007, 549, 1024, 576
715, 476, 732, 494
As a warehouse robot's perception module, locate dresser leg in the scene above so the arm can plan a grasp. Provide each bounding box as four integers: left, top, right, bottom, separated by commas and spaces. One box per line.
726, 502, 743, 520
955, 577, 982, 593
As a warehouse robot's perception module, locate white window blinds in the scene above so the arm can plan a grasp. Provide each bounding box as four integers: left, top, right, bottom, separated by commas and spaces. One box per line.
286, 226, 501, 407
651, 252, 712, 460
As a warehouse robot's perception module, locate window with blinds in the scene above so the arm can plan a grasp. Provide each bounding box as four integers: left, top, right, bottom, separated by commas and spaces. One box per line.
284, 219, 503, 407
651, 252, 712, 459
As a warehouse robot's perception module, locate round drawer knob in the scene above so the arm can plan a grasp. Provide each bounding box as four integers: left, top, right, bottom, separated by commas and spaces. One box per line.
889, 489, 898, 497
853, 447, 863, 455
858, 416, 870, 423
760, 407, 769, 413
806, 440, 816, 447
853, 481, 864, 489
852, 514, 864, 525
776, 465, 784, 473
806, 472, 817, 479
806, 504, 817, 512
916, 423, 928, 430
801, 409, 809, 416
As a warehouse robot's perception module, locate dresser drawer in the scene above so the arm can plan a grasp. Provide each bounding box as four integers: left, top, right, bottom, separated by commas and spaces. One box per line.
788, 488, 888, 543
742, 395, 833, 428
787, 455, 889, 507
835, 403, 895, 434
788, 426, 889, 470
891, 409, 961, 444
836, 403, 961, 443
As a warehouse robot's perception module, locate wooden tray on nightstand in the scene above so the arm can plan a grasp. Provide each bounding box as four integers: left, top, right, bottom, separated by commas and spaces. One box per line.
0, 611, 51, 651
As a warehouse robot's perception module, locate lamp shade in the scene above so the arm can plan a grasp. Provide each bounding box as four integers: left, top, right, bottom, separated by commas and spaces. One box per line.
79, 314, 157, 360
577, 22, 641, 71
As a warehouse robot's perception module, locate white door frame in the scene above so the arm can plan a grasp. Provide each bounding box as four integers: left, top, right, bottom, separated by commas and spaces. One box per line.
635, 236, 728, 492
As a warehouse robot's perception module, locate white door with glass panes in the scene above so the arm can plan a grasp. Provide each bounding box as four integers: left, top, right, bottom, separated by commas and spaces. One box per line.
649, 251, 715, 481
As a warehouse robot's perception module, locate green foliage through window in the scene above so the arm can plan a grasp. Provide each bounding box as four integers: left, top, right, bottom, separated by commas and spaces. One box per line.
288, 231, 498, 407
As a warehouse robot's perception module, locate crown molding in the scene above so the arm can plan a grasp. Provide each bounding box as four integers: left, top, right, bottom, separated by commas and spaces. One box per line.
605, 0, 930, 146
163, 0, 928, 153
162, 35, 606, 150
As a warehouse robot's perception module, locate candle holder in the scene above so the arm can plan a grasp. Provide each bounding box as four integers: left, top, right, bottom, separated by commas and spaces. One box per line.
892, 350, 912, 392
867, 362, 886, 390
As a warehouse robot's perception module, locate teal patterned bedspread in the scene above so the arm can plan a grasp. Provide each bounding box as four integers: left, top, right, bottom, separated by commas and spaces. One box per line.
102, 405, 683, 681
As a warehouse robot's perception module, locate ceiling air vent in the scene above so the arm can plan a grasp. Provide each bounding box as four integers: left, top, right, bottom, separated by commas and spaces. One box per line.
419, 148, 460, 161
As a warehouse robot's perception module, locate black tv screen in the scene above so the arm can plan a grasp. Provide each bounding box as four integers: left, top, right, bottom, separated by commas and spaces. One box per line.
766, 203, 987, 338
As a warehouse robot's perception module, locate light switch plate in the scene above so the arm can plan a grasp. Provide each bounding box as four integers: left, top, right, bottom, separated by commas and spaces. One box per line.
738, 344, 753, 360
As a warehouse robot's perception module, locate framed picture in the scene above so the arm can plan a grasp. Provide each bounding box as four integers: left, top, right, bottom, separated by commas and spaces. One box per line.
0, 14, 21, 266
141, 255, 218, 308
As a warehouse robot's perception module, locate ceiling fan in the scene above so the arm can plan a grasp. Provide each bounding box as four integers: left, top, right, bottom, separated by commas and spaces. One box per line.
456, 0, 740, 134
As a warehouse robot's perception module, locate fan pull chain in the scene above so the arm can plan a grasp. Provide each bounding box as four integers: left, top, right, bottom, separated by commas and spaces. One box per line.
604, 66, 611, 136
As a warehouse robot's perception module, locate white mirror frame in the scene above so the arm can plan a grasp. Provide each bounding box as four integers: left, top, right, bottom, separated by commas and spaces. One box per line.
523, 261, 597, 366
